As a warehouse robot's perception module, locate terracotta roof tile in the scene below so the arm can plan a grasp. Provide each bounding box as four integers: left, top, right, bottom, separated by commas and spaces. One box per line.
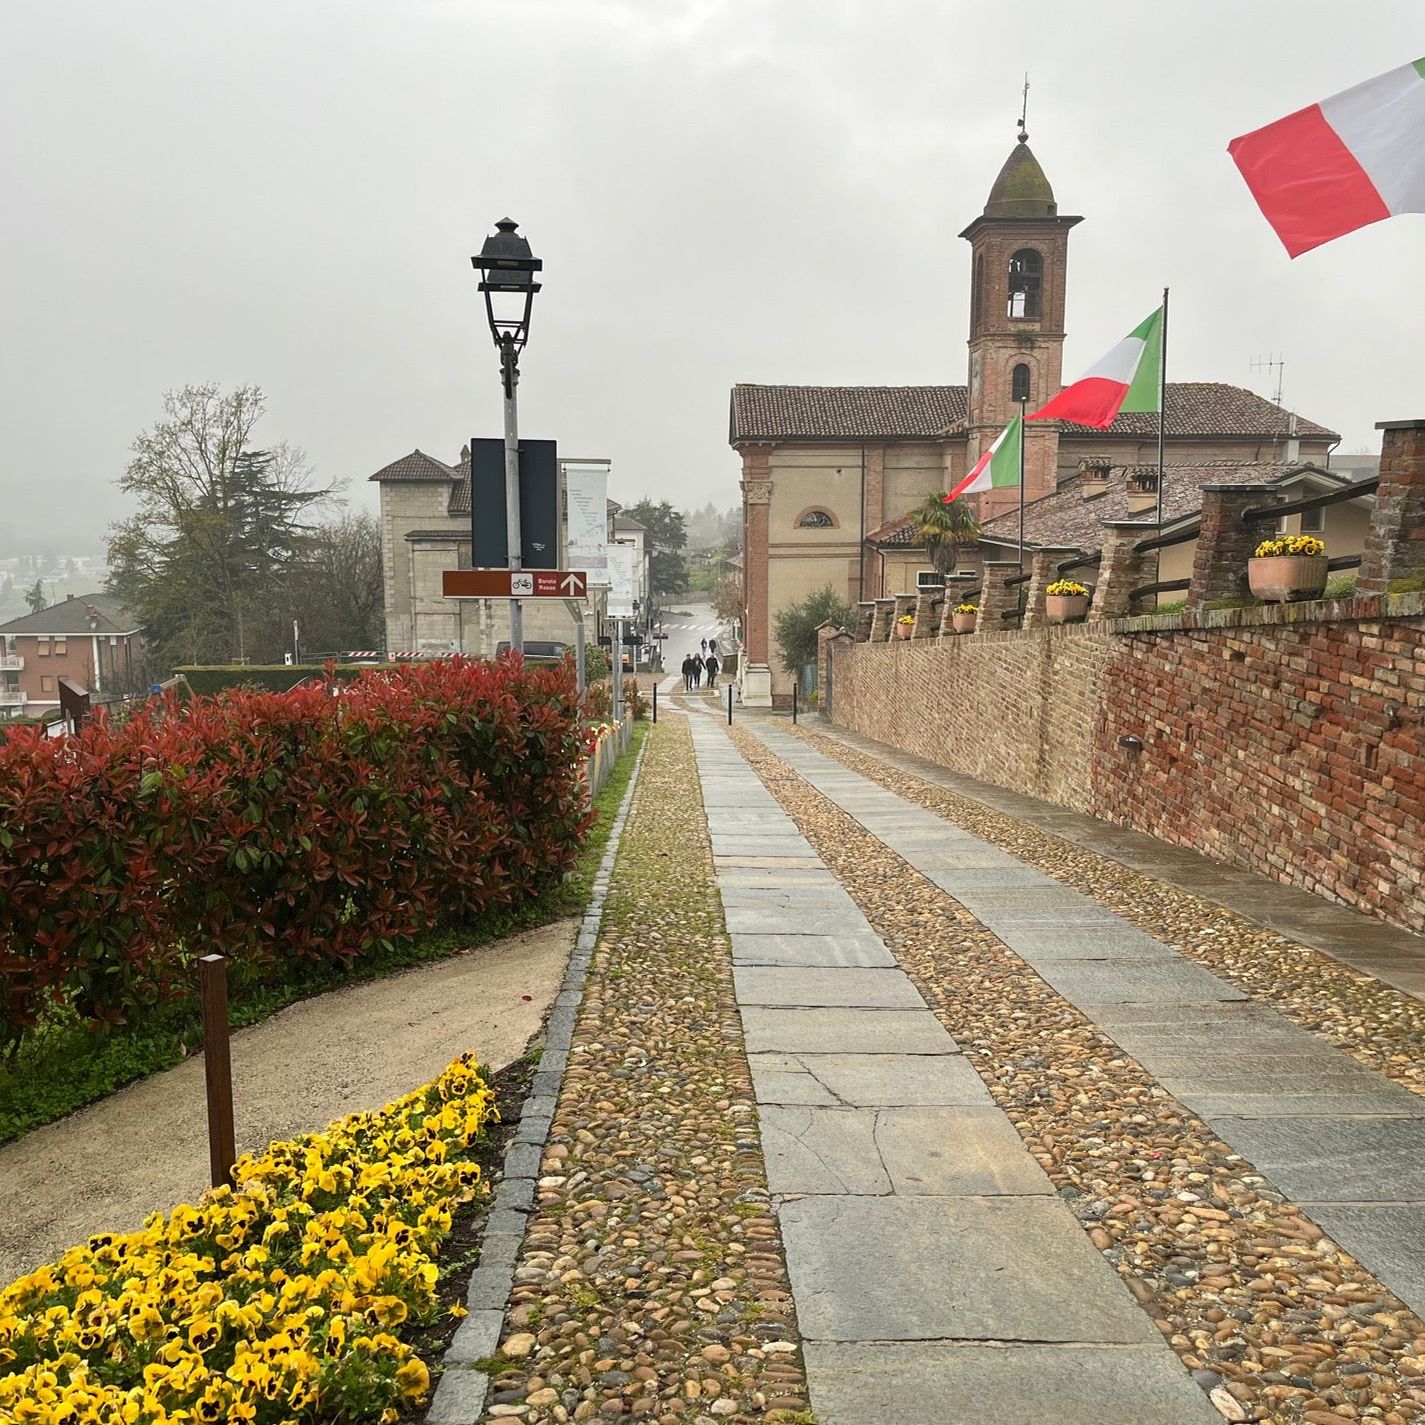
368, 450, 458, 482
0, 593, 139, 637
978, 461, 1352, 553
729, 382, 1337, 443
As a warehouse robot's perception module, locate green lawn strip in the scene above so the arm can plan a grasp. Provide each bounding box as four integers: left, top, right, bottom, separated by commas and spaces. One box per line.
0, 724, 648, 1144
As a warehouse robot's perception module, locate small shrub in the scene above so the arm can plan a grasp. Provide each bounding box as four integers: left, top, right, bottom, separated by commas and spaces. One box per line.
1324, 571, 1359, 599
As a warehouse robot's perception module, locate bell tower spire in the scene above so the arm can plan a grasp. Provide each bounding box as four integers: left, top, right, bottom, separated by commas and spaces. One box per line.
961, 124, 1082, 514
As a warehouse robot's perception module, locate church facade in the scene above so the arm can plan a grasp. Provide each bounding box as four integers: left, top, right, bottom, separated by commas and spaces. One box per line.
729, 131, 1340, 705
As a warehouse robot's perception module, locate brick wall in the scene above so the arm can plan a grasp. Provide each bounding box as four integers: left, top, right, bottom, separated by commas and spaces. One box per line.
827, 593, 1425, 934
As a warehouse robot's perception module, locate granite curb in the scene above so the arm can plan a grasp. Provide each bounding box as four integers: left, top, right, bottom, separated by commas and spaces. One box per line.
425, 735, 649, 1425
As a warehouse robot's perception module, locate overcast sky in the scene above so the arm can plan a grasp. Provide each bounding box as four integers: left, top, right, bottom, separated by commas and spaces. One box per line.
2, 0, 1422, 555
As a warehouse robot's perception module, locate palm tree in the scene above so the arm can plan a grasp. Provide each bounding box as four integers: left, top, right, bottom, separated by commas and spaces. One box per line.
911, 491, 980, 575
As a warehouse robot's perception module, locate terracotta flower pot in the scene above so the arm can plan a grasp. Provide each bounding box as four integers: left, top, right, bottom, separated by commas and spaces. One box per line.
1248, 553, 1329, 603
1045, 593, 1089, 624
894, 622, 913, 640
952, 612, 978, 634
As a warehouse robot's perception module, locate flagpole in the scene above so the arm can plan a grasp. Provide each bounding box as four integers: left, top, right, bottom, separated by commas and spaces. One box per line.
1155, 288, 1169, 585
1017, 401, 1027, 573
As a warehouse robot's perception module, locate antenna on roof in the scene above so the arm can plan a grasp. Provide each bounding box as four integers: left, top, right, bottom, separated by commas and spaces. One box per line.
1018, 73, 1030, 142
1250, 353, 1285, 407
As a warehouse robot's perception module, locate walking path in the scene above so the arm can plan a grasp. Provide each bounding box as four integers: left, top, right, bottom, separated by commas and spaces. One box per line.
475, 704, 1425, 1424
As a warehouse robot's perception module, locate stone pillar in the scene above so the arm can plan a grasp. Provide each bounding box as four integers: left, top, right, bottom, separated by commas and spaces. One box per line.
940, 573, 979, 636
1090, 521, 1157, 620
913, 591, 939, 639
977, 561, 1022, 635
891, 593, 918, 641
1358, 419, 1425, 597
816, 621, 844, 706
820, 630, 852, 719
1023, 547, 1082, 630
860, 446, 887, 597
869, 598, 896, 642
854, 602, 875, 642
739, 453, 773, 706
1188, 483, 1283, 611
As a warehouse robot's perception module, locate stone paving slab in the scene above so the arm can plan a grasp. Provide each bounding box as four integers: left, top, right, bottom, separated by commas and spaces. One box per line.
714, 854, 823, 869
1029, 956, 1249, 1005
778, 1195, 1160, 1344
748, 1051, 987, 1106
723, 904, 867, 935
717, 886, 861, 910
1204, 1115, 1425, 1201
740, 1006, 956, 1055
732, 965, 928, 1008
1301, 1204, 1425, 1317
762, 1105, 1055, 1197
802, 1341, 1224, 1425
982, 924, 1180, 957
730, 932, 896, 967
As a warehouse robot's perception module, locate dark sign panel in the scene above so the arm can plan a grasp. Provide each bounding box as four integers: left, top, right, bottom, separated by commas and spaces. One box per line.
469, 437, 560, 571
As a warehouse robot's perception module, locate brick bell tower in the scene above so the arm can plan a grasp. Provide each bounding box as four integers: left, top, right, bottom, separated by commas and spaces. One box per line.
961, 124, 1082, 519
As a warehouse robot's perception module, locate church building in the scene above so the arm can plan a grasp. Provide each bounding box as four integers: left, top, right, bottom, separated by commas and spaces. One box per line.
729, 129, 1340, 705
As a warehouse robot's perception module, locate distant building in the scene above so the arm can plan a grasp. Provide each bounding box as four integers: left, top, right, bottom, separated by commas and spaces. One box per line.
729, 128, 1342, 704
369, 447, 615, 658
0, 594, 144, 720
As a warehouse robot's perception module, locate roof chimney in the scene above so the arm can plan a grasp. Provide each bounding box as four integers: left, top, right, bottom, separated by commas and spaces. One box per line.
1286, 411, 1300, 464
1079, 459, 1111, 500
1125, 468, 1158, 515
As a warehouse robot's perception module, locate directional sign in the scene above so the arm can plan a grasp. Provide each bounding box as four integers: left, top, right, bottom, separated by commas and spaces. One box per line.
443, 568, 587, 600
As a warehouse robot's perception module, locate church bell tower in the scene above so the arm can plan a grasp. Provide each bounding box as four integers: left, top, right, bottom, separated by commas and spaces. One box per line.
961, 126, 1082, 516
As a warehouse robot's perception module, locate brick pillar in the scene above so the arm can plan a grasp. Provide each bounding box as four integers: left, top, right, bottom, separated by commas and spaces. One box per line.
739, 453, 774, 706
1023, 547, 1081, 630
854, 601, 875, 642
817, 621, 845, 704
860, 445, 886, 596
891, 593, 917, 640
1358, 419, 1425, 596
1091, 521, 1157, 620
1189, 483, 1283, 610
913, 591, 939, 638
939, 572, 979, 635
870, 598, 896, 641
977, 561, 1021, 635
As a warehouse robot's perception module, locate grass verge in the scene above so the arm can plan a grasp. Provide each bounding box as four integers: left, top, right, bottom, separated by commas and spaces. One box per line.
0, 724, 648, 1145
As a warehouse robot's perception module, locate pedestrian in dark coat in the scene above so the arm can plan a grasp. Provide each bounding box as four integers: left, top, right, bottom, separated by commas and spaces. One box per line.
693, 653, 704, 688
705, 653, 720, 689
681, 654, 695, 692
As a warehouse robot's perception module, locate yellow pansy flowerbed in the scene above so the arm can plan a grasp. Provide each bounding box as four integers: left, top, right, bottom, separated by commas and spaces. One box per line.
0, 1054, 496, 1425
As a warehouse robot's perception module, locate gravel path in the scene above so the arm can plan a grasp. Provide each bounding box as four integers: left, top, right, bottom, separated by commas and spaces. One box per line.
0, 920, 574, 1287
726, 717, 1425, 1425
481, 717, 809, 1423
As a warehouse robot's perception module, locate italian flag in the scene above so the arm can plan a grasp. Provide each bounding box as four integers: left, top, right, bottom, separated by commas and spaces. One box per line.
1027, 307, 1163, 430
1229, 58, 1425, 258
945, 416, 1020, 501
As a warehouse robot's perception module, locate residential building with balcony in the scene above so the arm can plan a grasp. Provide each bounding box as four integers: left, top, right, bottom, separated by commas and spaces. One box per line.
0, 594, 144, 720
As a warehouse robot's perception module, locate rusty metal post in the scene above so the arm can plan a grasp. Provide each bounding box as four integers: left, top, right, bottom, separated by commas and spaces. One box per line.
199, 954, 236, 1187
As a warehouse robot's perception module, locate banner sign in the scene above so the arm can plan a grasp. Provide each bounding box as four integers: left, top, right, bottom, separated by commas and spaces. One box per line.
565, 464, 610, 587
606, 543, 637, 618
469, 437, 559, 570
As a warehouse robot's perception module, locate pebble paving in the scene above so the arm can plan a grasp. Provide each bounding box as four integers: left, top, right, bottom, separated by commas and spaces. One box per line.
480, 717, 811, 1424
795, 728, 1425, 1101
721, 716, 1425, 1425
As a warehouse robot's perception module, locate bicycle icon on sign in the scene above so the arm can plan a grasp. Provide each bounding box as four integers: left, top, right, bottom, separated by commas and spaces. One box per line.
511, 573, 534, 596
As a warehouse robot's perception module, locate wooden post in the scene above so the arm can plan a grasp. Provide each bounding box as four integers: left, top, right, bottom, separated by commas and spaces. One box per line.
199, 954, 237, 1188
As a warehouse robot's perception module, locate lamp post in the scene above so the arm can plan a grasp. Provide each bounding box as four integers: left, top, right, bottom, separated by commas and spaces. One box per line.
472, 218, 542, 653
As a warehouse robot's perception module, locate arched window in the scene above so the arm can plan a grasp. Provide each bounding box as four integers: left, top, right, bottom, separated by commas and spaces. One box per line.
797, 509, 835, 528
971, 255, 985, 332
1007, 249, 1042, 319
1011, 363, 1031, 402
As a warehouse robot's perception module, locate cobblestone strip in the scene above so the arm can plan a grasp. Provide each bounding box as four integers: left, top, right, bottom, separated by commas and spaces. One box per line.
467, 718, 808, 1424
795, 728, 1425, 1100
726, 722, 1425, 1425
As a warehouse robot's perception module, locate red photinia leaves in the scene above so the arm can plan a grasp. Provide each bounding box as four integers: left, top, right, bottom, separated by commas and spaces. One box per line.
0, 658, 590, 1045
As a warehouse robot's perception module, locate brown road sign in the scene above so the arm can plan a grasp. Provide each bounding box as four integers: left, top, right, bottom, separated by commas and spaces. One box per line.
443, 568, 588, 599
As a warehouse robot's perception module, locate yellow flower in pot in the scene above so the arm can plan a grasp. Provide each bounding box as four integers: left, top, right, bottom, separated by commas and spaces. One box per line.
894, 613, 915, 640
951, 601, 978, 634
1248, 534, 1327, 603
1044, 579, 1090, 624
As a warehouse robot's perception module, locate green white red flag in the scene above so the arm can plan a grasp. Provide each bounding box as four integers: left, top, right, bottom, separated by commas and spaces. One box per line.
945, 416, 1021, 502
1229, 58, 1425, 257
1027, 307, 1163, 430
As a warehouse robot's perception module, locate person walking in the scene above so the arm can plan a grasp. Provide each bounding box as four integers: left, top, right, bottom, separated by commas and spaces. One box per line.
693, 652, 704, 689
681, 653, 695, 692
700, 637, 707, 656
705, 652, 720, 689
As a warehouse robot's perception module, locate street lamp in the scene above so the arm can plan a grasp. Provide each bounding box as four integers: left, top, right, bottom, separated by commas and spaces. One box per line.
472, 217, 542, 652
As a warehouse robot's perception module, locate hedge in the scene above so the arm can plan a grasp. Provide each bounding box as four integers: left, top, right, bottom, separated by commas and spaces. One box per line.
0, 659, 590, 1053
173, 664, 398, 695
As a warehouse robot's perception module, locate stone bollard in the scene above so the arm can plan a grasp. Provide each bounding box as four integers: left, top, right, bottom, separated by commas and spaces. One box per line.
1091, 521, 1158, 620
1023, 547, 1082, 630
1189, 483, 1284, 610
1358, 419, 1425, 596
977, 561, 1023, 634
870, 598, 897, 642
854, 602, 876, 642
